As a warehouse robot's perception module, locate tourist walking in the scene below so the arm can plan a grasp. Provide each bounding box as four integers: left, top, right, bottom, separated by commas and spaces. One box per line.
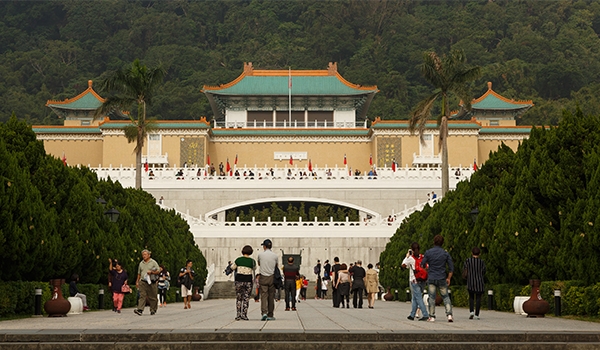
464, 247, 486, 320
401, 242, 429, 321
365, 263, 379, 308
108, 258, 129, 313
231, 245, 256, 320
421, 235, 454, 322
300, 276, 308, 300
283, 256, 300, 311
258, 239, 278, 321
335, 263, 351, 308
157, 265, 170, 307
134, 249, 160, 316
178, 260, 195, 310
331, 257, 342, 307
351, 260, 366, 308
314, 260, 322, 299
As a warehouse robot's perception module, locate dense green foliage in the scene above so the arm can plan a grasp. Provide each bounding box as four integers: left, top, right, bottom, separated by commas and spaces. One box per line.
379, 108, 600, 288
0, 117, 206, 285
1, 1, 599, 125
0, 281, 183, 317
225, 202, 359, 222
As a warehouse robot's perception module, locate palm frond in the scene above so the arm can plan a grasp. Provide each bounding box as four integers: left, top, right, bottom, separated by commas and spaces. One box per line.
409, 92, 440, 145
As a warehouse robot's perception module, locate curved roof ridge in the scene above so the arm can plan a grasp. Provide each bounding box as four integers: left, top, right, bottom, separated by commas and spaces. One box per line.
472, 82, 533, 106
46, 80, 105, 106
202, 62, 377, 92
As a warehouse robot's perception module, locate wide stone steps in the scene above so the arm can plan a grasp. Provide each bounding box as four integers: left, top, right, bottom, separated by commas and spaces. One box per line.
2, 330, 599, 349
207, 281, 237, 299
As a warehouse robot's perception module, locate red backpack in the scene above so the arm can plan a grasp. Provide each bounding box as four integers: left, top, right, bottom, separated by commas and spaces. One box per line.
413, 254, 428, 282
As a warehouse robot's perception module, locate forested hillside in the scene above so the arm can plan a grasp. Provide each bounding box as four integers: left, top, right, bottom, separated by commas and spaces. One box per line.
1, 0, 599, 125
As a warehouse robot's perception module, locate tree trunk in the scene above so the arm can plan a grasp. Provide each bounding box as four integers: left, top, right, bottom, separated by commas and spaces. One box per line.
135, 133, 142, 189
441, 120, 449, 196
441, 95, 450, 196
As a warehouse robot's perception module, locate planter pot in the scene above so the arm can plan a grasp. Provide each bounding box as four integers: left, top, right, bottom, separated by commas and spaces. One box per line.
192, 286, 202, 301
383, 287, 394, 301
522, 279, 550, 318
44, 279, 70, 317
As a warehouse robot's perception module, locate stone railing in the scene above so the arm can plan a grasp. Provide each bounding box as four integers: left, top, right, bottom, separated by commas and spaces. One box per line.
89, 165, 473, 189
203, 263, 215, 298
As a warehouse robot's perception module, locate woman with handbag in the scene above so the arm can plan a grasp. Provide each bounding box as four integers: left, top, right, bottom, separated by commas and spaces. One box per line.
108, 258, 130, 313
335, 263, 351, 308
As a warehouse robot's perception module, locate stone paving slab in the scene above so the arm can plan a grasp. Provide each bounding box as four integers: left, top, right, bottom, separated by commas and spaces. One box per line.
0, 298, 598, 333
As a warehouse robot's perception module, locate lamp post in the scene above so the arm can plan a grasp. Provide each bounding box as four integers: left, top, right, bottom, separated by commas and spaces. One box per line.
470, 207, 479, 223
104, 208, 120, 223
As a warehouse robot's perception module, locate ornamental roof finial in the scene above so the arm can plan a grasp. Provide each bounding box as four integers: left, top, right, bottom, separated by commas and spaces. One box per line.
327, 62, 338, 75
244, 62, 254, 75
487, 81, 492, 90
88, 80, 93, 88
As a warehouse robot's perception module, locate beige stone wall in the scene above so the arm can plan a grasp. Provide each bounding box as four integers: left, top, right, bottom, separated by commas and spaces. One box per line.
447, 134, 479, 167
478, 138, 523, 164
206, 141, 372, 171
42, 139, 103, 166
102, 135, 136, 167
163, 135, 182, 167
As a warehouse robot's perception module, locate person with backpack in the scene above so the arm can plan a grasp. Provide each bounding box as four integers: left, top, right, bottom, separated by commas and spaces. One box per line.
402, 242, 430, 321
421, 235, 454, 322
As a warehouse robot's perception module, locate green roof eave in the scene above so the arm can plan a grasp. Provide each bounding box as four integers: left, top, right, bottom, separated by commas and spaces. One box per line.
100, 122, 210, 129
205, 76, 377, 96
371, 122, 481, 129
211, 129, 370, 137
33, 127, 101, 134
47, 92, 103, 110
472, 94, 532, 110
479, 127, 532, 134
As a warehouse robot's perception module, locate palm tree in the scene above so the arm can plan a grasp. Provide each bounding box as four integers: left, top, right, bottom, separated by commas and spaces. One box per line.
94, 59, 166, 189
409, 49, 481, 196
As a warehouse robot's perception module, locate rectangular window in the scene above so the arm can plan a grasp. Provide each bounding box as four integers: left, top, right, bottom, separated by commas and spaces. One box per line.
490, 120, 499, 126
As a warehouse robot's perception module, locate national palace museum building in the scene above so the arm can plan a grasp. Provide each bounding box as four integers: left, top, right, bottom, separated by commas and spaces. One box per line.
36, 62, 533, 173
34, 63, 535, 279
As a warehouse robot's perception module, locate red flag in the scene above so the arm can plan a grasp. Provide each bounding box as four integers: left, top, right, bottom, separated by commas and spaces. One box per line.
392, 159, 396, 172
144, 160, 149, 172
61, 152, 67, 166
289, 155, 293, 165
369, 154, 373, 166
234, 154, 238, 166
206, 154, 210, 166
308, 159, 312, 172
226, 158, 231, 172
343, 154, 347, 165
473, 158, 478, 171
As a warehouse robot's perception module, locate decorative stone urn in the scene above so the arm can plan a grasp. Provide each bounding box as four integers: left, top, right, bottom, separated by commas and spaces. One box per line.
522, 279, 550, 318
192, 286, 202, 301
383, 287, 394, 301
44, 279, 70, 317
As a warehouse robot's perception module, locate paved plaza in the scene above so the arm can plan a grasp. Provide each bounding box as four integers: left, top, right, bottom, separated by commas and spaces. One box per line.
1, 297, 598, 333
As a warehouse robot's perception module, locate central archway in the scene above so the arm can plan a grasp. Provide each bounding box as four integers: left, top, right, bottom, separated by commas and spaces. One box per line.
204, 197, 381, 222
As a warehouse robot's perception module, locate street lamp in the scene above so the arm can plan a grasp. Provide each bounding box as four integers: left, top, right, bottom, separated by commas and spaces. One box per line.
104, 208, 120, 222
470, 207, 480, 223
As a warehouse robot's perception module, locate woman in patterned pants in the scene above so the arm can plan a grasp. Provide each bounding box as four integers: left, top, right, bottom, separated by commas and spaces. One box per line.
231, 245, 256, 320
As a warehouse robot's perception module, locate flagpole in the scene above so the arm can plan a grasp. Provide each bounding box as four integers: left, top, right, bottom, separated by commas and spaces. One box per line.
288, 67, 292, 125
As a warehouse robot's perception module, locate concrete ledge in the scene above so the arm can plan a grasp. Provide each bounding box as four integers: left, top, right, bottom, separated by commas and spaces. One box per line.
3, 331, 600, 344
